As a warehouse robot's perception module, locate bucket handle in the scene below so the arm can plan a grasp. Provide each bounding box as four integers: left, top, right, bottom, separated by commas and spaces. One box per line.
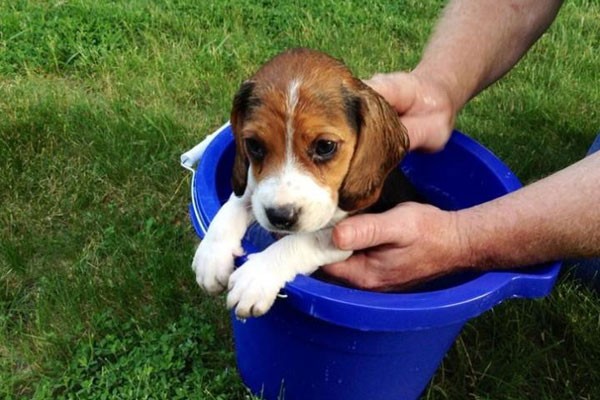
181, 121, 232, 236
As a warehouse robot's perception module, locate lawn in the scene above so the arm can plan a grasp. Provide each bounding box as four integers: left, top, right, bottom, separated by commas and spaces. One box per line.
1, 0, 599, 399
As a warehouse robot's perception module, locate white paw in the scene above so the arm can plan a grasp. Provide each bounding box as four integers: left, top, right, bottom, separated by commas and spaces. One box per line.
192, 239, 244, 294
226, 254, 286, 318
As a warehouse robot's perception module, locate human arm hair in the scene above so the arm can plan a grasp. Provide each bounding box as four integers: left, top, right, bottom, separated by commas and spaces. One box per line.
414, 0, 563, 114
456, 152, 600, 269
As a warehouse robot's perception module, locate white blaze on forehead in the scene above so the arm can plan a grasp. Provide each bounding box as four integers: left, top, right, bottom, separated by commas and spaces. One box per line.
285, 78, 301, 162
286, 78, 301, 112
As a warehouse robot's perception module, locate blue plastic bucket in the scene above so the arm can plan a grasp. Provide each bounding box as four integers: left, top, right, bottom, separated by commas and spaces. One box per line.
187, 124, 561, 400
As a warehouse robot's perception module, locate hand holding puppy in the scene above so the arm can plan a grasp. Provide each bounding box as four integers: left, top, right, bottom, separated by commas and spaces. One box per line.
364, 71, 456, 153
323, 202, 467, 291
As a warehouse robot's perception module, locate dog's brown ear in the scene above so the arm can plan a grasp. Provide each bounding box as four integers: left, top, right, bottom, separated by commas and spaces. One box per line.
338, 80, 410, 212
230, 80, 258, 197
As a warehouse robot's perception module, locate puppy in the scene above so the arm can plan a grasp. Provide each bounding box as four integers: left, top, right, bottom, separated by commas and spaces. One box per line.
192, 48, 420, 318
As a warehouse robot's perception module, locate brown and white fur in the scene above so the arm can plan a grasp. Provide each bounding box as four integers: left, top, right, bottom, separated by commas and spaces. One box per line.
192, 48, 419, 318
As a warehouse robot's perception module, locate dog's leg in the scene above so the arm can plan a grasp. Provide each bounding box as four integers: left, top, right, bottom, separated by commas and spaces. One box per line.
192, 193, 254, 294
227, 228, 352, 318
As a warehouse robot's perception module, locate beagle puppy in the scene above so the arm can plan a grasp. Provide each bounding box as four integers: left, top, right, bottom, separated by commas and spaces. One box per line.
192, 48, 419, 318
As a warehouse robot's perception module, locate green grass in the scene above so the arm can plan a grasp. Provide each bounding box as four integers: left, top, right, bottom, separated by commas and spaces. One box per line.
1, 0, 599, 398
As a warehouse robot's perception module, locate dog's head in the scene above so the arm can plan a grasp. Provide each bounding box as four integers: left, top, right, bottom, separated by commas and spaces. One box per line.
230, 48, 409, 234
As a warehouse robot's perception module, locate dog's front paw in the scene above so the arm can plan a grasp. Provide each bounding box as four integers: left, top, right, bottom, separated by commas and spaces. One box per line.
192, 239, 244, 294
226, 254, 285, 318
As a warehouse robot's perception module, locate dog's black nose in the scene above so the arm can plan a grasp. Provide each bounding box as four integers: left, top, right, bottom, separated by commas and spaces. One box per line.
265, 205, 299, 230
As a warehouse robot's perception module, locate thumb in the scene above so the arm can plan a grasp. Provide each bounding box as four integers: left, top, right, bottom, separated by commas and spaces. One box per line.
364, 72, 417, 114
332, 213, 396, 251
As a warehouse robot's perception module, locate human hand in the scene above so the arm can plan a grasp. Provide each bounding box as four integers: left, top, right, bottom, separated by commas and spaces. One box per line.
322, 202, 471, 291
365, 71, 456, 152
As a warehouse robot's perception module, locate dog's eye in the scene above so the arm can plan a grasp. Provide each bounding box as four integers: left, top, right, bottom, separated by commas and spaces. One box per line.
244, 138, 266, 161
312, 139, 338, 162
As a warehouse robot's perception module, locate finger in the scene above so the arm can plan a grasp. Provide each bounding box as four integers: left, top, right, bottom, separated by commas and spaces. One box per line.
364, 72, 417, 114
400, 115, 452, 153
322, 254, 376, 289
332, 212, 400, 251
400, 115, 432, 152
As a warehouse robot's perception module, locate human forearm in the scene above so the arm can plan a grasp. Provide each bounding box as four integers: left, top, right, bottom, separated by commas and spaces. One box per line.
415, 0, 563, 113
456, 152, 600, 269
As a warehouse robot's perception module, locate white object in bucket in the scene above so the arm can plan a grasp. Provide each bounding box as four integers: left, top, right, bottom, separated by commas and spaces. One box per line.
180, 121, 231, 171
